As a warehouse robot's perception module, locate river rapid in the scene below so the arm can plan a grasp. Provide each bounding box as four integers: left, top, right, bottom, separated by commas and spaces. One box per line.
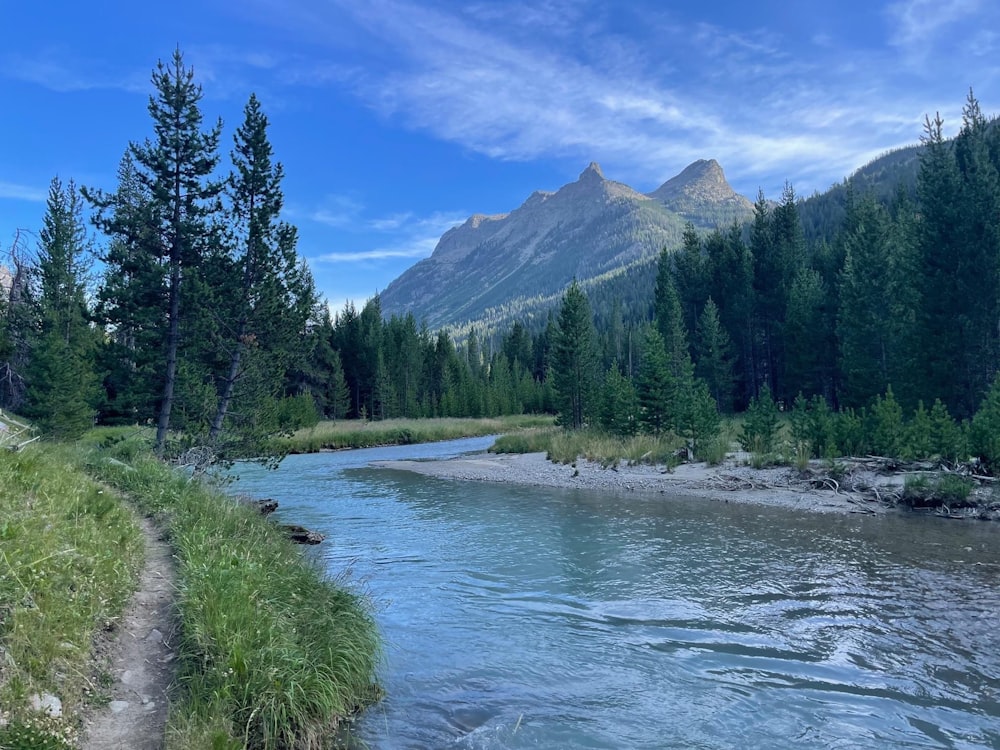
232, 436, 1000, 750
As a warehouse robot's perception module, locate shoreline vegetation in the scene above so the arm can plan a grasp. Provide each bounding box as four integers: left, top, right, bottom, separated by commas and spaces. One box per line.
1, 428, 381, 750
269, 414, 555, 454
376, 425, 1000, 521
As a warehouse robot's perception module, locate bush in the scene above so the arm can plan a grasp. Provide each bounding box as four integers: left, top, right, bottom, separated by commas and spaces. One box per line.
790, 393, 836, 459
902, 473, 975, 507
929, 399, 965, 464
834, 407, 869, 457
904, 401, 933, 460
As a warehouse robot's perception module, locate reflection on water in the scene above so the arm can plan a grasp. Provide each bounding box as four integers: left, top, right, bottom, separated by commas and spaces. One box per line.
233, 437, 1000, 749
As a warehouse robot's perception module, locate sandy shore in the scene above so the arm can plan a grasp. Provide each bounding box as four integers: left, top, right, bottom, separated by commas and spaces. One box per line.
372, 451, 906, 516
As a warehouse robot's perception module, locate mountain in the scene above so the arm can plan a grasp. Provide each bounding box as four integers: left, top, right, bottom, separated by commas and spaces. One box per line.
648, 158, 753, 226
379, 160, 753, 331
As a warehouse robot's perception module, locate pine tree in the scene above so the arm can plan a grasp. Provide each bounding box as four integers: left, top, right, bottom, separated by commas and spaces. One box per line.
85, 152, 166, 423
694, 297, 734, 412
125, 49, 223, 452
837, 197, 894, 407
784, 267, 826, 400
653, 253, 689, 377
636, 326, 673, 435
551, 280, 597, 429
674, 223, 708, 339
23, 178, 100, 437
209, 93, 316, 444
327, 350, 351, 420
598, 363, 638, 437
912, 107, 978, 415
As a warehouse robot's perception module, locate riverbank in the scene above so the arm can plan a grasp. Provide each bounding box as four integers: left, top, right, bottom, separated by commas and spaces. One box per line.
1, 429, 383, 750
374, 449, 999, 518
271, 415, 554, 454
83, 433, 382, 748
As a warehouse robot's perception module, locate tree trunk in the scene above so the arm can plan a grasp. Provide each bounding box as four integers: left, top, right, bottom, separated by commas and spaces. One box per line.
154, 262, 181, 455
209, 321, 246, 442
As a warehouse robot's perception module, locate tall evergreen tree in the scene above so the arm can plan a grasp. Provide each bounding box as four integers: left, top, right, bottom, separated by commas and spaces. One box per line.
694, 297, 734, 412
209, 93, 316, 443
783, 267, 827, 400
551, 280, 597, 429
674, 223, 708, 340
636, 326, 673, 435
124, 49, 223, 452
914, 110, 966, 414
837, 197, 894, 406
653, 252, 689, 377
86, 152, 166, 424
23, 178, 100, 437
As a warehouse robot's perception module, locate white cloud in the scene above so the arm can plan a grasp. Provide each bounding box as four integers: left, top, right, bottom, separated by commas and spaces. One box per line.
886, 0, 980, 49
232, 0, 1000, 196
0, 181, 46, 202
300, 194, 366, 228
316, 245, 433, 263
313, 210, 465, 264
0, 50, 147, 93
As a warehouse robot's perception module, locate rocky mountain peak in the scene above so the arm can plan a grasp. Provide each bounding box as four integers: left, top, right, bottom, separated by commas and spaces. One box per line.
647, 158, 751, 219
579, 161, 605, 181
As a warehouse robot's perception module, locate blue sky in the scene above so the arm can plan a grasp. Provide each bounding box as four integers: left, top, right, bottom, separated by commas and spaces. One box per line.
2, 0, 998, 312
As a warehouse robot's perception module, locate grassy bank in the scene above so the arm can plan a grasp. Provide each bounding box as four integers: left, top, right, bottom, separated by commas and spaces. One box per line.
0, 443, 144, 750
82, 429, 381, 749
491, 421, 741, 468
271, 414, 555, 454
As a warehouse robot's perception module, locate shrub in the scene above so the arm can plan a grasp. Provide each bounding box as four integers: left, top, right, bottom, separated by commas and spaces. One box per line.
834, 407, 869, 457
902, 473, 975, 507
904, 401, 933, 460
790, 393, 836, 459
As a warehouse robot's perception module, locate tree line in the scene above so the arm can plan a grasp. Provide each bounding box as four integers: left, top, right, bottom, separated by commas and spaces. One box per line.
2, 60, 999, 471
0, 50, 561, 454
542, 90, 1000, 470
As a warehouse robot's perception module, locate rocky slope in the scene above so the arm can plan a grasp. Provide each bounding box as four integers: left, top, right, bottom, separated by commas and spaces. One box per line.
379, 160, 753, 331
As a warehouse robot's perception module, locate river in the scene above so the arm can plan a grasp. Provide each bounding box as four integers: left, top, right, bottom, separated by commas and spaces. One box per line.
232, 436, 1000, 749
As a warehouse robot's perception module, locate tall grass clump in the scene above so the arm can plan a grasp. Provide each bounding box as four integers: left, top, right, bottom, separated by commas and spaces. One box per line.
83, 436, 381, 749
492, 427, 682, 468
271, 415, 554, 454
0, 444, 143, 749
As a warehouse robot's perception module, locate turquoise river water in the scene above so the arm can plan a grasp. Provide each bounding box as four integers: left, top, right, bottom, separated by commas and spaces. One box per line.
232, 436, 1000, 750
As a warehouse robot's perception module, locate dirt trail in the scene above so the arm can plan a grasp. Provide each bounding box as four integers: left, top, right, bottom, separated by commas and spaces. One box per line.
81, 515, 177, 750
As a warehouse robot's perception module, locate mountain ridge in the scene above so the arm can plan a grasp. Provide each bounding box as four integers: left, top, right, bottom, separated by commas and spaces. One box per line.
379, 159, 753, 330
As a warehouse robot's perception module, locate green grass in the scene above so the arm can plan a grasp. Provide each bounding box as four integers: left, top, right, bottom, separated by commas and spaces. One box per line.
902, 473, 976, 508
0, 443, 144, 750
270, 415, 554, 454
492, 427, 685, 468
82, 434, 382, 750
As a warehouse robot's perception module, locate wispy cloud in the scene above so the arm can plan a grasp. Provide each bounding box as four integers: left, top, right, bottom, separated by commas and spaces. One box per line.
316, 245, 434, 263
312, 210, 465, 264
0, 49, 147, 93
0, 180, 46, 202
294, 193, 366, 228
886, 0, 981, 49
256, 0, 991, 196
